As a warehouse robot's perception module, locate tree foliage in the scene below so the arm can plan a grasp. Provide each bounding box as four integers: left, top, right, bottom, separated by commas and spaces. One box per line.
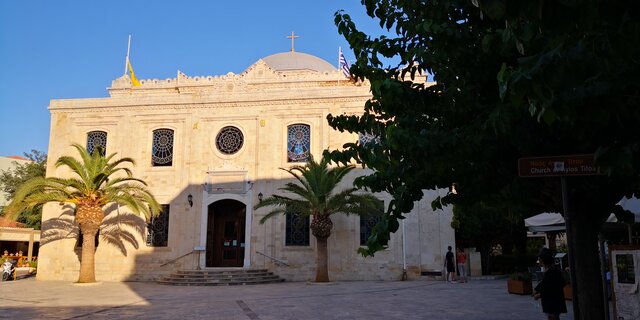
328, 1, 639, 318
0, 150, 47, 229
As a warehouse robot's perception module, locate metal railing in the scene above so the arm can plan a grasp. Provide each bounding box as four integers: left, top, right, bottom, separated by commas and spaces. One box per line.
160, 250, 195, 267
256, 251, 289, 267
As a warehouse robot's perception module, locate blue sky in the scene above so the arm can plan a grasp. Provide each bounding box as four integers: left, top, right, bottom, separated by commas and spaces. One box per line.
0, 1, 383, 157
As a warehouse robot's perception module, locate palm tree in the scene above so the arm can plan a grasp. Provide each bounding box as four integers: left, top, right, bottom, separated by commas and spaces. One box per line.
4, 144, 160, 283
254, 156, 380, 282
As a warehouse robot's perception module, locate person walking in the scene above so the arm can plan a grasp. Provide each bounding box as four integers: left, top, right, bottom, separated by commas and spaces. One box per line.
533, 248, 567, 320
456, 247, 467, 283
445, 246, 456, 283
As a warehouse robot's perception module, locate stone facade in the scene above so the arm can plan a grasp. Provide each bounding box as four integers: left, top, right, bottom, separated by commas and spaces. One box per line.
38, 51, 454, 282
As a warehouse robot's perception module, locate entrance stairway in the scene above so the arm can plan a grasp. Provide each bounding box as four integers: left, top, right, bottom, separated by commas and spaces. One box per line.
157, 268, 285, 286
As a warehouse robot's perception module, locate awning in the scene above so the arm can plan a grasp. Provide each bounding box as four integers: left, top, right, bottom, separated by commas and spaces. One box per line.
524, 212, 566, 232
606, 195, 640, 223
524, 196, 640, 233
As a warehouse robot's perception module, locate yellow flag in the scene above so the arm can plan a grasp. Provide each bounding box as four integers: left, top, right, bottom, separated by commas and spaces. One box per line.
127, 59, 141, 87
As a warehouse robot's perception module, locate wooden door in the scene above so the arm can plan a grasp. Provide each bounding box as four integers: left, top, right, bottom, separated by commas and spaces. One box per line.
206, 199, 246, 267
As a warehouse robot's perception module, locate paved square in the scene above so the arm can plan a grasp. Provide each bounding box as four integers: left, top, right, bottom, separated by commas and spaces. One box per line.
0, 278, 573, 319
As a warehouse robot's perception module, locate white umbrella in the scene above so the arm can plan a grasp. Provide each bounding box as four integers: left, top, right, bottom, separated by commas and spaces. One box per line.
525, 196, 639, 243
525, 212, 565, 232
606, 195, 640, 223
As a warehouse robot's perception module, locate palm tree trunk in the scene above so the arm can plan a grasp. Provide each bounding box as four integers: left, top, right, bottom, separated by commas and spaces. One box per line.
311, 215, 333, 282
78, 226, 98, 283
315, 236, 329, 282
76, 203, 103, 283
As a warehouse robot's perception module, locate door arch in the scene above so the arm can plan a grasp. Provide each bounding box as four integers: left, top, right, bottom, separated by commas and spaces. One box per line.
206, 199, 246, 267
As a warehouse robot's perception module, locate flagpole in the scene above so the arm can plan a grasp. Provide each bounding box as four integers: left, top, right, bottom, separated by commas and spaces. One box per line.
339, 47, 342, 84
124, 34, 131, 75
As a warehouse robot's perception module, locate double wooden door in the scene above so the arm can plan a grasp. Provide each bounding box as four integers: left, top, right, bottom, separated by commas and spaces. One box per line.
206, 199, 246, 267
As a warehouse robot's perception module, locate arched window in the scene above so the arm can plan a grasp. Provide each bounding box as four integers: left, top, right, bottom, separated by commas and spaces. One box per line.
287, 124, 310, 162
152, 129, 174, 166
86, 131, 107, 156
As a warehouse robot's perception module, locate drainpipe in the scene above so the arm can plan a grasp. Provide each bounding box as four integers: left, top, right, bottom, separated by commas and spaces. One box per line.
401, 219, 408, 280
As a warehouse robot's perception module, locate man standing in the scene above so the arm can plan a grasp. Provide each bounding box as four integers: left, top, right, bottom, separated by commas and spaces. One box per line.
445, 246, 456, 283
456, 247, 467, 283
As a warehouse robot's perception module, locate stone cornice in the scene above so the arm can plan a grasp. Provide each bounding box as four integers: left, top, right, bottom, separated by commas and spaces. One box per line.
49, 95, 371, 114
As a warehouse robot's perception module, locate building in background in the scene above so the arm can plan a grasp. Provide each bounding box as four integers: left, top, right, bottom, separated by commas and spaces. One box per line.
39, 49, 455, 281
0, 156, 40, 262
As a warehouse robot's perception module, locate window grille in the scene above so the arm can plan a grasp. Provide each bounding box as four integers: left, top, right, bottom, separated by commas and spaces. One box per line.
152, 129, 174, 166
360, 200, 384, 246
287, 124, 310, 162
216, 126, 244, 155
358, 132, 380, 147
147, 204, 170, 247
285, 212, 310, 246
86, 131, 107, 156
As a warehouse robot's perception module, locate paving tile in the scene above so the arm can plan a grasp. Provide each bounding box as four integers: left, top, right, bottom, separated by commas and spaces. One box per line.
0, 278, 575, 319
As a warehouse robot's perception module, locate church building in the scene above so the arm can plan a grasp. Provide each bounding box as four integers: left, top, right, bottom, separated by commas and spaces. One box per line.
38, 47, 454, 282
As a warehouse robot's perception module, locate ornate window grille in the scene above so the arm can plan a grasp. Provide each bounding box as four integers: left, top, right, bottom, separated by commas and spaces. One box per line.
147, 204, 170, 247
287, 124, 310, 162
86, 131, 107, 156
285, 212, 310, 246
360, 199, 384, 246
215, 126, 244, 155
358, 132, 380, 147
152, 129, 174, 166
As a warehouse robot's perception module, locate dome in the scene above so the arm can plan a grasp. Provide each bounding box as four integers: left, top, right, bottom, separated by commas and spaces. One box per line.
261, 51, 336, 72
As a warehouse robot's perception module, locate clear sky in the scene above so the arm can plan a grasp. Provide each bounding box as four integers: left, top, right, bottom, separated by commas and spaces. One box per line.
0, 1, 383, 157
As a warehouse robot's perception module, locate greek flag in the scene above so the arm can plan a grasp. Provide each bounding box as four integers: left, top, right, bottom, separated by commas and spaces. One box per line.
339, 49, 350, 78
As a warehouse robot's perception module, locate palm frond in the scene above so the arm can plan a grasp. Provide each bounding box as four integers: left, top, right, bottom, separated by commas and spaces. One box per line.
259, 208, 288, 224
256, 155, 377, 226
56, 155, 91, 186
5, 144, 160, 227
254, 194, 312, 224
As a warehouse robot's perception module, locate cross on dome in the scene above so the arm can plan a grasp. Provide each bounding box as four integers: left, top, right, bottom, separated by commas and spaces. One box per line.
286, 31, 300, 52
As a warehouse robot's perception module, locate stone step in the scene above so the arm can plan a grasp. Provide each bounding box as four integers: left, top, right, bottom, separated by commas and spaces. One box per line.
166, 276, 278, 282
158, 277, 284, 286
175, 269, 270, 276
164, 275, 281, 281
158, 269, 285, 286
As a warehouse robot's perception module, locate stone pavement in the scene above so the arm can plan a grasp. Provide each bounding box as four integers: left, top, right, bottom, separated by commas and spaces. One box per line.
0, 278, 573, 320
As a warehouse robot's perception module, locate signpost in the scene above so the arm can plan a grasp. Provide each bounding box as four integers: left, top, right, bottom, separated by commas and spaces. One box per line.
519, 154, 602, 320
518, 154, 599, 178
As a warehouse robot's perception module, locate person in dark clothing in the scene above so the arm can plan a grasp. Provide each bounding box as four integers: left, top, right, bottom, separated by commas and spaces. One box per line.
533, 248, 567, 320
445, 246, 456, 282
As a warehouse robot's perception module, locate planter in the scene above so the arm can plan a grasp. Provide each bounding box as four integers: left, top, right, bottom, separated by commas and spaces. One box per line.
563, 284, 572, 300
507, 278, 533, 295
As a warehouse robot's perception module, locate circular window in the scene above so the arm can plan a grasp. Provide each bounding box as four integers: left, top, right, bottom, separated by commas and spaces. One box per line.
215, 126, 244, 155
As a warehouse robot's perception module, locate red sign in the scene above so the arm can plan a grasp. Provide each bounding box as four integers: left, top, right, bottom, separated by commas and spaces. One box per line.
518, 154, 600, 177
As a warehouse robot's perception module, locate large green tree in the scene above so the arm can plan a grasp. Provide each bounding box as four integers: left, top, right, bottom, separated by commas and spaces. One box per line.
0, 150, 47, 229
5, 144, 160, 283
327, 1, 639, 318
254, 156, 380, 282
